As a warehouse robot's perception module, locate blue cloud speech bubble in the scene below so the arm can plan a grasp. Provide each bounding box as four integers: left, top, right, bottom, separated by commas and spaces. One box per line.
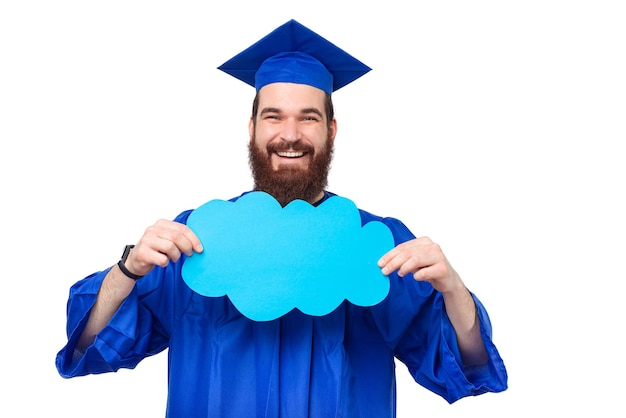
181, 192, 394, 321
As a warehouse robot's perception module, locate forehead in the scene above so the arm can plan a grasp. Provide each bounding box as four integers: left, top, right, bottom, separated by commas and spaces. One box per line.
257, 82, 326, 111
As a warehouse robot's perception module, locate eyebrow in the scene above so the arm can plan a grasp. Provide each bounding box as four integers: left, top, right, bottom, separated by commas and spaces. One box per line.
302, 108, 324, 118
260, 107, 324, 118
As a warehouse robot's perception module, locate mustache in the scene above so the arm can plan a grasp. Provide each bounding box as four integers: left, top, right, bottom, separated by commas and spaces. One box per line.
267, 141, 315, 154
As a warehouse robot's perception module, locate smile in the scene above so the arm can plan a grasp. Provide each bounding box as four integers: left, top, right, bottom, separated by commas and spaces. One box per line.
276, 151, 305, 158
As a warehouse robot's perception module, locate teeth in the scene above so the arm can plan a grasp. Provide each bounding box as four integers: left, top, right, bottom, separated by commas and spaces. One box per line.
277, 151, 304, 158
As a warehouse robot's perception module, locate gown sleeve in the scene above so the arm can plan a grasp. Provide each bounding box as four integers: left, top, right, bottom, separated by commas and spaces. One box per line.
367, 214, 508, 404
55, 210, 194, 378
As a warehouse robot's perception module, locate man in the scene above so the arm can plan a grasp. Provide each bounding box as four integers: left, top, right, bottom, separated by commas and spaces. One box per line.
57, 19, 507, 417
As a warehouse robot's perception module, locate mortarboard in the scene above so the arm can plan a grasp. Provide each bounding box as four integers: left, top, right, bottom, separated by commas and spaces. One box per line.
218, 19, 371, 95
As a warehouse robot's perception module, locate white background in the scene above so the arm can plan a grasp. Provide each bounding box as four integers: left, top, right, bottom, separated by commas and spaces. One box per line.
1, 1, 625, 416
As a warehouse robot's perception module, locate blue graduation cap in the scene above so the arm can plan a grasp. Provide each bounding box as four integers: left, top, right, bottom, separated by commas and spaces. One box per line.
218, 19, 371, 95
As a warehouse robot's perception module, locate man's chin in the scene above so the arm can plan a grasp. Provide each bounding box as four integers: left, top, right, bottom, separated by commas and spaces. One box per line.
273, 161, 309, 172
272, 165, 308, 177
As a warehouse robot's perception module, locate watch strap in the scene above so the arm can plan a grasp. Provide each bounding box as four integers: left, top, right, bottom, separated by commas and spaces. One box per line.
118, 245, 144, 280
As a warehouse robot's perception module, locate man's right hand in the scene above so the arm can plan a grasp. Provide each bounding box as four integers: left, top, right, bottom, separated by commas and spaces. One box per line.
124, 219, 204, 278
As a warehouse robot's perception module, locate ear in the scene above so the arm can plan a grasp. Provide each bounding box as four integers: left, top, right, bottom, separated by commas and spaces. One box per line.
248, 117, 255, 141
328, 118, 338, 145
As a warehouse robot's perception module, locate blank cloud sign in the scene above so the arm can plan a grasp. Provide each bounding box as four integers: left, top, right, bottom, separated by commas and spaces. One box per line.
182, 192, 395, 321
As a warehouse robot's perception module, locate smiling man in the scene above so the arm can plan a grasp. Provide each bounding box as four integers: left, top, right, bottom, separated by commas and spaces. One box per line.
248, 81, 335, 206
56, 19, 508, 417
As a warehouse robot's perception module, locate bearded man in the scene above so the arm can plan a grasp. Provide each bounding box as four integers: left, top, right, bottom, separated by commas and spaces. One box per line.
56, 19, 507, 417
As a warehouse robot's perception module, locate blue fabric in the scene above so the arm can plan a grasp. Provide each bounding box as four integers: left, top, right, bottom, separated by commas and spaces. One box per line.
218, 19, 372, 94
56, 191, 508, 417
255, 51, 334, 96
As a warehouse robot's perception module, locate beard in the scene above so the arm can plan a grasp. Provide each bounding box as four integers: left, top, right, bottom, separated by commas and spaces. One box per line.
248, 135, 334, 207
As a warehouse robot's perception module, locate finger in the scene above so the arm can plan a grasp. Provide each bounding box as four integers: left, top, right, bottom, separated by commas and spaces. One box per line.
389, 248, 443, 278
124, 240, 168, 275
155, 237, 185, 263
153, 220, 203, 256
168, 228, 202, 257
173, 223, 203, 254
183, 228, 203, 254
379, 250, 412, 277
378, 241, 409, 268
412, 260, 450, 290
412, 264, 436, 282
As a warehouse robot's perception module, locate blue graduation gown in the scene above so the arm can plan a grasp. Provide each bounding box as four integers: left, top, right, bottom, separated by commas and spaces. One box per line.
56, 192, 508, 417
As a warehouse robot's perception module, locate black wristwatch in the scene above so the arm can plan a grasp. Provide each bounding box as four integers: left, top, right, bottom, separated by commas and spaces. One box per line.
117, 244, 144, 280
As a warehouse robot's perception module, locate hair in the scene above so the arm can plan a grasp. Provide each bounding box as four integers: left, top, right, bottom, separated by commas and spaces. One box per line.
251, 89, 335, 128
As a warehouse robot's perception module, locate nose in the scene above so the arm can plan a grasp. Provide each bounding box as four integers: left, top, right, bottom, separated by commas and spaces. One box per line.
280, 118, 300, 143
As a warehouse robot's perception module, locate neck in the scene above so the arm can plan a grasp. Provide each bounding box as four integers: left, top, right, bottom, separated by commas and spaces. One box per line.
309, 190, 326, 205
